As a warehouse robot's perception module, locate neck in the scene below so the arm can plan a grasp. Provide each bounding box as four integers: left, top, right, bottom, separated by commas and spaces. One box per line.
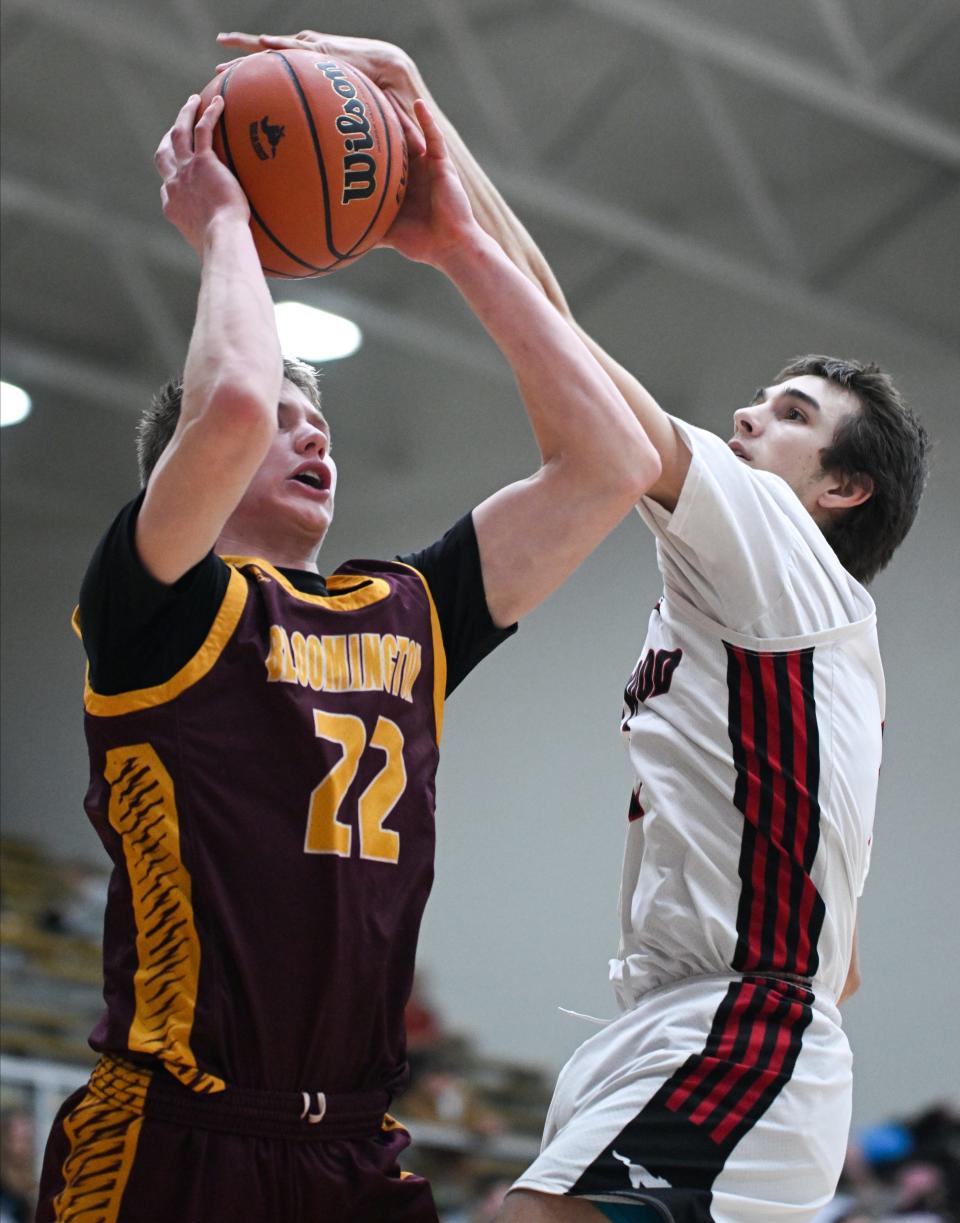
214, 528, 324, 574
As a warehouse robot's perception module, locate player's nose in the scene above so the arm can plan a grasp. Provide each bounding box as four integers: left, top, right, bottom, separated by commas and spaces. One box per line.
295, 423, 327, 456
734, 404, 761, 435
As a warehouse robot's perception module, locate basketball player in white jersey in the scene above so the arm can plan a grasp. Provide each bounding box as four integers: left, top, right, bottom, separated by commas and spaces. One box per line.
218, 31, 930, 1223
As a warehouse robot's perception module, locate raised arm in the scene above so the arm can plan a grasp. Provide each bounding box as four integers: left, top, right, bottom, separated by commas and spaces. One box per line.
217, 31, 690, 510
374, 99, 662, 627
398, 110, 661, 625
385, 103, 660, 625
137, 93, 283, 584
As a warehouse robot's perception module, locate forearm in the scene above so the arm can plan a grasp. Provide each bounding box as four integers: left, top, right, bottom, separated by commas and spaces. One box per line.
401, 60, 681, 490
437, 226, 658, 625
432, 122, 674, 454
140, 92, 286, 585
181, 215, 282, 424
398, 60, 570, 314
436, 228, 655, 484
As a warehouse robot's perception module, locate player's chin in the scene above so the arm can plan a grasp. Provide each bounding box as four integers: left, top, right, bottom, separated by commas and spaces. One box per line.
276, 490, 333, 540
295, 497, 335, 539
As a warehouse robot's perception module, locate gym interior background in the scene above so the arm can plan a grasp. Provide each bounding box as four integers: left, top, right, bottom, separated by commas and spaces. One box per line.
2, 0, 958, 1212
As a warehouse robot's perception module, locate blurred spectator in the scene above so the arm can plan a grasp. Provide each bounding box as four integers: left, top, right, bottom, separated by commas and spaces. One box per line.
36, 861, 107, 943
0, 1108, 36, 1223
403, 975, 505, 1136
405, 972, 445, 1052
405, 1038, 504, 1136
814, 1101, 958, 1222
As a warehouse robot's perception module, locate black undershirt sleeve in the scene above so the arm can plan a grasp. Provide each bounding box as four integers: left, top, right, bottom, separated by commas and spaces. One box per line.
399, 512, 517, 697
78, 492, 230, 696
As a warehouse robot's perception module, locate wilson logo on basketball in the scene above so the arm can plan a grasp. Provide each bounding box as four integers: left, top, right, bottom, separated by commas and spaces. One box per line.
314, 60, 378, 203
249, 116, 286, 161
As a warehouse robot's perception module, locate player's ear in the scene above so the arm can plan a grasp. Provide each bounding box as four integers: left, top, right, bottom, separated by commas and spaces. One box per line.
817, 470, 874, 512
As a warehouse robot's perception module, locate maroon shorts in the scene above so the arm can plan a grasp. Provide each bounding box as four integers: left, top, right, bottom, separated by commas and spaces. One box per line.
37, 1055, 438, 1223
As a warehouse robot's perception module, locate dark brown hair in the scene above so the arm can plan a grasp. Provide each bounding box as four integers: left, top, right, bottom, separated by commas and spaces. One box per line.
775, 354, 929, 584
136, 358, 322, 486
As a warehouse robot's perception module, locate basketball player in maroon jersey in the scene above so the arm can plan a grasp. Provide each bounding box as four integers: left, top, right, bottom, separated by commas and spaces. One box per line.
35, 86, 660, 1222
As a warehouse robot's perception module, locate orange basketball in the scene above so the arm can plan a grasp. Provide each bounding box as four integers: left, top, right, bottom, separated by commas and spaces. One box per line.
199, 50, 407, 278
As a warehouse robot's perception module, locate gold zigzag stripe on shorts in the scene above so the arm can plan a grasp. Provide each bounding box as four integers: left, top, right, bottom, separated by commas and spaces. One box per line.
53, 1060, 151, 1222
88, 1056, 152, 1113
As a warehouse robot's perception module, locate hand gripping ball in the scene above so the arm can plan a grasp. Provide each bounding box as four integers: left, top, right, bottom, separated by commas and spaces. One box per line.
200, 50, 407, 277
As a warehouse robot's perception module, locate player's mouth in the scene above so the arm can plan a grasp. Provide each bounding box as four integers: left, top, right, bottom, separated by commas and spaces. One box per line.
728, 440, 752, 463
289, 462, 332, 498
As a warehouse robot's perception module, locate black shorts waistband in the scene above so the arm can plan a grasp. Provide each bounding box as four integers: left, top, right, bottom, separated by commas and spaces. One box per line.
89, 1055, 394, 1140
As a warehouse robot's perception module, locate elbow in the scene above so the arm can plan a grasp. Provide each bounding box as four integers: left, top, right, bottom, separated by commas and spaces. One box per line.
631, 439, 662, 501
614, 434, 661, 506
201, 379, 277, 442
576, 435, 661, 512
551, 411, 661, 510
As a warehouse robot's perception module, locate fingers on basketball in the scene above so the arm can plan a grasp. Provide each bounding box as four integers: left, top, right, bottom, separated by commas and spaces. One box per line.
195, 95, 223, 151
414, 100, 445, 160
197, 50, 406, 277
170, 97, 200, 161
215, 32, 260, 49
391, 99, 426, 159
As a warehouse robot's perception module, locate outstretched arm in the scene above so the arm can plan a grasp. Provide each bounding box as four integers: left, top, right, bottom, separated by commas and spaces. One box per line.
137, 93, 283, 585
382, 101, 660, 627
318, 95, 660, 626
217, 31, 690, 510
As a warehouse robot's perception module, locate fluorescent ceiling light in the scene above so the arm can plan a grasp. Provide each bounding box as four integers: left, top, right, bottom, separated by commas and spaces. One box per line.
274, 302, 362, 362
1, 381, 32, 427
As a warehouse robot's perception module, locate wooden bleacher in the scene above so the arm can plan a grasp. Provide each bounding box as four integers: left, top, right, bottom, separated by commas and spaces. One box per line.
1, 837, 103, 1067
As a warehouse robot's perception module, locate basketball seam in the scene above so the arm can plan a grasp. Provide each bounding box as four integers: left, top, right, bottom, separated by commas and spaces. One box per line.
274, 51, 351, 265
217, 63, 335, 276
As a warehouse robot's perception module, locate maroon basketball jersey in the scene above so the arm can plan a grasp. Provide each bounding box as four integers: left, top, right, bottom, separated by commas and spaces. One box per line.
78, 556, 445, 1096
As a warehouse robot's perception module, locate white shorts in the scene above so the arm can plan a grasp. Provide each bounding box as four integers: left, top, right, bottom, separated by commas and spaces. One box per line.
513, 974, 851, 1223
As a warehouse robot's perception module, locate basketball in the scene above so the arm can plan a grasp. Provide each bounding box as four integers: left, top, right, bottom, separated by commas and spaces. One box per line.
199, 50, 407, 278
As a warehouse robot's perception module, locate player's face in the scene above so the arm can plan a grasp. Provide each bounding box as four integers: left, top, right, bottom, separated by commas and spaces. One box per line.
729, 375, 863, 523
224, 380, 338, 560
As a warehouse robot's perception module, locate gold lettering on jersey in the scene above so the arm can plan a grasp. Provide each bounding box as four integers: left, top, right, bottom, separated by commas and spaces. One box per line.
265, 625, 425, 702
291, 631, 309, 686
308, 634, 324, 689
322, 635, 350, 691
381, 634, 399, 692
361, 633, 384, 690
348, 633, 362, 689
399, 641, 422, 701
266, 624, 297, 682
391, 638, 409, 696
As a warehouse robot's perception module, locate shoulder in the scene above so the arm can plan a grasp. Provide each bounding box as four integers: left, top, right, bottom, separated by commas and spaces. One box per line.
639, 420, 870, 634
79, 495, 232, 693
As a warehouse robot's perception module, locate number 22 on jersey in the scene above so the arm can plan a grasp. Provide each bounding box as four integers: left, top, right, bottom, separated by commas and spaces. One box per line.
304, 710, 407, 864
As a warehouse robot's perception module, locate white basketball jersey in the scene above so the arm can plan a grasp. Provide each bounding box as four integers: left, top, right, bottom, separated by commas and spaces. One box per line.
613, 420, 884, 1008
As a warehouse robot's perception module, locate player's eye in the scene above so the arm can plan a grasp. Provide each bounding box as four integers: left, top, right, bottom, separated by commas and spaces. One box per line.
784, 405, 806, 422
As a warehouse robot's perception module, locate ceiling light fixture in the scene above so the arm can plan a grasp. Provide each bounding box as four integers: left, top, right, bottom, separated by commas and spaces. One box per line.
274, 302, 362, 363
0, 381, 32, 428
